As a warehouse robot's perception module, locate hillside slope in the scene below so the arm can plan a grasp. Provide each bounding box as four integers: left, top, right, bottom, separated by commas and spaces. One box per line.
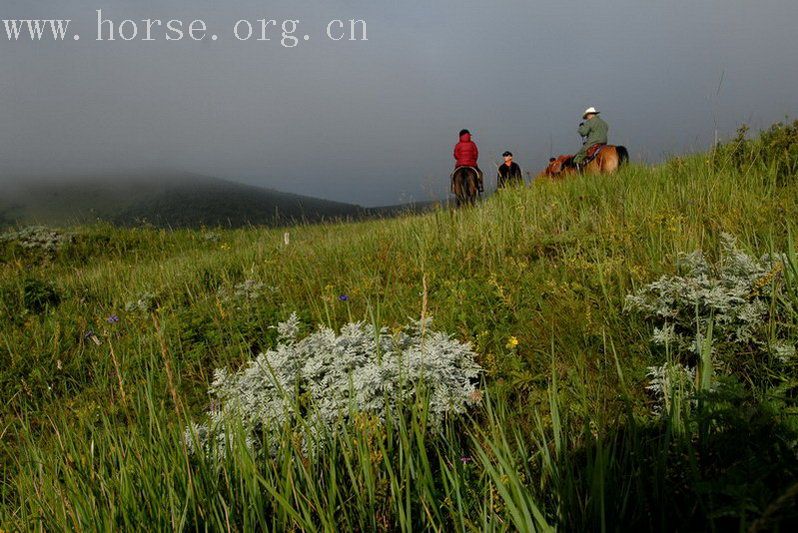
0, 174, 366, 228
2, 139, 798, 530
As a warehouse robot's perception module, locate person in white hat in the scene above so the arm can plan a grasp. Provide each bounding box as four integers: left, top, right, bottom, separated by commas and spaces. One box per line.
573, 107, 609, 168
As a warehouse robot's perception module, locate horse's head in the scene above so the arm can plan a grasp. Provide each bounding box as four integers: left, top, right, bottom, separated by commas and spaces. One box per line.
539, 155, 573, 179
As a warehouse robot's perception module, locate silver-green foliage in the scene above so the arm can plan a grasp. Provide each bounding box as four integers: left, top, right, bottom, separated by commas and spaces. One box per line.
626, 234, 794, 364
645, 362, 696, 418
218, 279, 277, 308
124, 292, 158, 313
187, 314, 482, 455
0, 226, 72, 252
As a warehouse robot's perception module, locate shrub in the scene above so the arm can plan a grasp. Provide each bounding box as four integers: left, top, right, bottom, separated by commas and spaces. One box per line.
0, 226, 73, 253
713, 120, 798, 183
626, 234, 795, 385
202, 231, 221, 243
187, 314, 483, 456
218, 279, 277, 308
22, 278, 61, 314
124, 292, 158, 313
645, 362, 696, 416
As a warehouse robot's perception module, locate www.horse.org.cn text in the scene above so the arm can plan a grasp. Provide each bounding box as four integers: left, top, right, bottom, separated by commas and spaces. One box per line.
2, 10, 368, 47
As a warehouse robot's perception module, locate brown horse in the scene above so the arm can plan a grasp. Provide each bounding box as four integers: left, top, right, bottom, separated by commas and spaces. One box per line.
451, 167, 480, 207
538, 145, 629, 179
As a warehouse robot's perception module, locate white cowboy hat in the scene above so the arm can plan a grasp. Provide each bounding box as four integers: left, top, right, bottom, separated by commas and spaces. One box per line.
583, 107, 600, 119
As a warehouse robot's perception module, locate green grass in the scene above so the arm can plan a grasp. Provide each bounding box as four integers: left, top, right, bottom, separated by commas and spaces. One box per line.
2, 152, 798, 530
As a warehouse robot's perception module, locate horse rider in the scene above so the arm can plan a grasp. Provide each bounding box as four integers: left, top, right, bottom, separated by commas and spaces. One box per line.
573, 107, 609, 170
497, 151, 523, 189
453, 129, 484, 192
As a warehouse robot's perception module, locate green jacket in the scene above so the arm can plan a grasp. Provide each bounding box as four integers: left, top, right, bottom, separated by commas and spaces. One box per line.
578, 115, 609, 147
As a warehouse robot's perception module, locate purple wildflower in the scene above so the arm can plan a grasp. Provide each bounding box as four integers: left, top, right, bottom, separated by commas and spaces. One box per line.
107, 315, 120, 324
339, 295, 349, 302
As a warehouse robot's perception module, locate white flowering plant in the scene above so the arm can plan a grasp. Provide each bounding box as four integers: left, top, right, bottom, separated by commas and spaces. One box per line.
644, 362, 697, 424
186, 314, 483, 457
217, 279, 277, 309
0, 226, 73, 253
202, 231, 221, 243
626, 234, 798, 419
125, 292, 158, 313
626, 234, 795, 370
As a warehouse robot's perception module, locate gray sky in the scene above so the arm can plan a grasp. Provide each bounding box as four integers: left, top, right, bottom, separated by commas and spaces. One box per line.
2, 0, 797, 206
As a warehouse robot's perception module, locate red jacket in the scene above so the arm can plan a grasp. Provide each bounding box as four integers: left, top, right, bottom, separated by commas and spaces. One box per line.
454, 132, 479, 168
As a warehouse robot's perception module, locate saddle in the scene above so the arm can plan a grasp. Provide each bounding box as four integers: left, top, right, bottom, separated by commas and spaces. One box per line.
451, 166, 484, 193
565, 144, 606, 172
584, 143, 606, 164
451, 166, 481, 179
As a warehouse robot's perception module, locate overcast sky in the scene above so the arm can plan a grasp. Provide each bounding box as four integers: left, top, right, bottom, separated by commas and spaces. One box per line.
2, 0, 797, 206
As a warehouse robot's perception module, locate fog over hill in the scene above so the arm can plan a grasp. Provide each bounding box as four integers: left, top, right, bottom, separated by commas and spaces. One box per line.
0, 174, 374, 228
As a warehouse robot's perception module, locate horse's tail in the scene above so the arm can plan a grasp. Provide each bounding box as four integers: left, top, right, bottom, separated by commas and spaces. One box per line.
616, 146, 629, 167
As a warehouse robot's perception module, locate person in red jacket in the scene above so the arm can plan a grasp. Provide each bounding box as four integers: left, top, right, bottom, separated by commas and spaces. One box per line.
453, 129, 484, 192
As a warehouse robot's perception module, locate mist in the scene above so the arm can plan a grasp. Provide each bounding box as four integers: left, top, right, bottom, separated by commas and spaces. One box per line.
1, 0, 797, 206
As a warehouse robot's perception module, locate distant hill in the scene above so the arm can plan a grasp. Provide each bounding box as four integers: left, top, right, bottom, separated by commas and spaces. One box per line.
0, 174, 373, 228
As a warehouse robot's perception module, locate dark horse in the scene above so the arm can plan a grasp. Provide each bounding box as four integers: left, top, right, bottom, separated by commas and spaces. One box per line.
451, 167, 480, 207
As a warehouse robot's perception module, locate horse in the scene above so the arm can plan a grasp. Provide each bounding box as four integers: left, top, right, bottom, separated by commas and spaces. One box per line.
538, 145, 629, 179
451, 167, 480, 207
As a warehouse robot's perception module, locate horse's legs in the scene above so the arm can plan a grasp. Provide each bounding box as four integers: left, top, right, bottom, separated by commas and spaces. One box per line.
598, 151, 608, 173
453, 170, 481, 207
456, 172, 471, 207
604, 149, 619, 173
587, 150, 616, 174
603, 148, 623, 173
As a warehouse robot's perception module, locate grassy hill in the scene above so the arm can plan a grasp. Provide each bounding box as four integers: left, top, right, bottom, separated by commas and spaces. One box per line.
0, 174, 371, 228
2, 125, 798, 530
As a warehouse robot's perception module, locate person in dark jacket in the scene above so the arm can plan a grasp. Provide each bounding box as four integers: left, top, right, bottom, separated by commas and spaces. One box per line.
453, 129, 483, 192
497, 151, 523, 189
